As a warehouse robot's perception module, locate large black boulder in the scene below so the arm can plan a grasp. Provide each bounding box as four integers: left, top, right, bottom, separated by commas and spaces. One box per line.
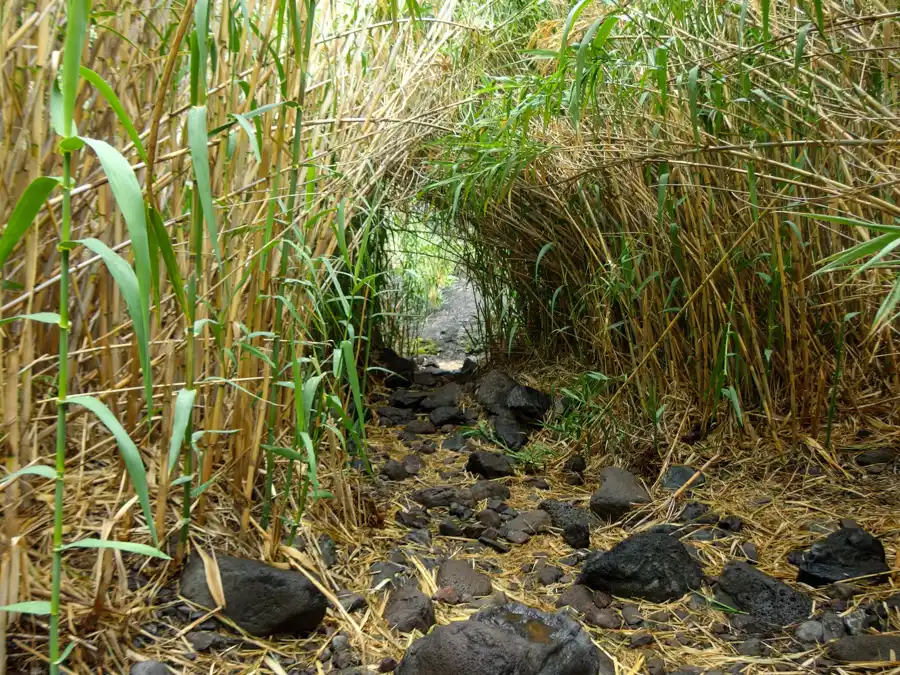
589, 467, 651, 522
506, 385, 552, 425
717, 561, 811, 627
576, 532, 703, 602
390, 389, 427, 409
492, 413, 529, 450
377, 406, 416, 425
384, 581, 436, 633
379, 347, 416, 388
476, 370, 518, 415
787, 527, 890, 587
396, 602, 614, 675
421, 383, 462, 411
467, 450, 515, 479
180, 553, 326, 636
828, 635, 900, 662
430, 406, 467, 426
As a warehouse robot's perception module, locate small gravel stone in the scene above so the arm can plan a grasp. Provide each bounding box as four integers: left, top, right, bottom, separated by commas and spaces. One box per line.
477, 509, 503, 529
795, 620, 825, 644
630, 631, 654, 648
503, 529, 531, 545
588, 608, 622, 629
538, 565, 564, 586
438, 519, 464, 537
739, 541, 758, 564
622, 604, 644, 626
737, 638, 764, 657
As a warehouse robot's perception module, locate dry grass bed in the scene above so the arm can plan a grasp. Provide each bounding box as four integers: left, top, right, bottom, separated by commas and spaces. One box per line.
9, 367, 896, 674
0, 352, 894, 675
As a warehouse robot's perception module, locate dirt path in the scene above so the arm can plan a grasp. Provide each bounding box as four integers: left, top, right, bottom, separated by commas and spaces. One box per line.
417, 276, 480, 371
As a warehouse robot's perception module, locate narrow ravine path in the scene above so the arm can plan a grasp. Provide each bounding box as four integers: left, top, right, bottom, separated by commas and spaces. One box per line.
417, 276, 480, 371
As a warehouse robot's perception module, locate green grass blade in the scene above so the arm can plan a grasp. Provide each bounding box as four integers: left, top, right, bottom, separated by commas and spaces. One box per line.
761, 0, 770, 42
0, 312, 61, 326
62, 0, 90, 135
148, 208, 188, 317
569, 15, 616, 129
688, 65, 700, 145
0, 465, 56, 484
794, 24, 811, 78
68, 395, 157, 545
656, 46, 668, 114
873, 275, 900, 331
535, 242, 555, 281
300, 374, 324, 434
79, 67, 149, 165
230, 113, 262, 163
793, 211, 900, 233
61, 538, 170, 558
0, 601, 52, 615
168, 388, 196, 473
812, 0, 825, 36
80, 138, 151, 336
0, 177, 61, 267
188, 106, 222, 265
78, 237, 151, 414
816, 233, 897, 274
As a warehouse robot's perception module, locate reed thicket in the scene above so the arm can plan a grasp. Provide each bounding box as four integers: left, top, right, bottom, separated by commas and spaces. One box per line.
421, 0, 899, 444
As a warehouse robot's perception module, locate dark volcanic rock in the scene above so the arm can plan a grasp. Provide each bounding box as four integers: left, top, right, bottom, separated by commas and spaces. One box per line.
413, 486, 471, 508
492, 413, 529, 450
402, 454, 424, 475
443, 433, 469, 452
437, 559, 492, 598
577, 532, 703, 603
471, 480, 511, 502
506, 385, 552, 425
421, 383, 462, 411
828, 635, 900, 662
539, 500, 593, 550
467, 450, 515, 478
381, 459, 410, 481
430, 406, 467, 426
406, 419, 437, 435
419, 382, 462, 410
787, 527, 890, 587
396, 508, 430, 529
478, 509, 503, 529
385, 582, 436, 633
379, 347, 416, 387
555, 585, 609, 617
717, 561, 811, 627
476, 370, 518, 415
396, 602, 614, 675
390, 389, 427, 409
589, 467, 651, 521
506, 510, 552, 535
855, 448, 896, 466
378, 406, 416, 425
180, 553, 326, 636
563, 456, 586, 475
439, 519, 464, 537
661, 465, 705, 491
